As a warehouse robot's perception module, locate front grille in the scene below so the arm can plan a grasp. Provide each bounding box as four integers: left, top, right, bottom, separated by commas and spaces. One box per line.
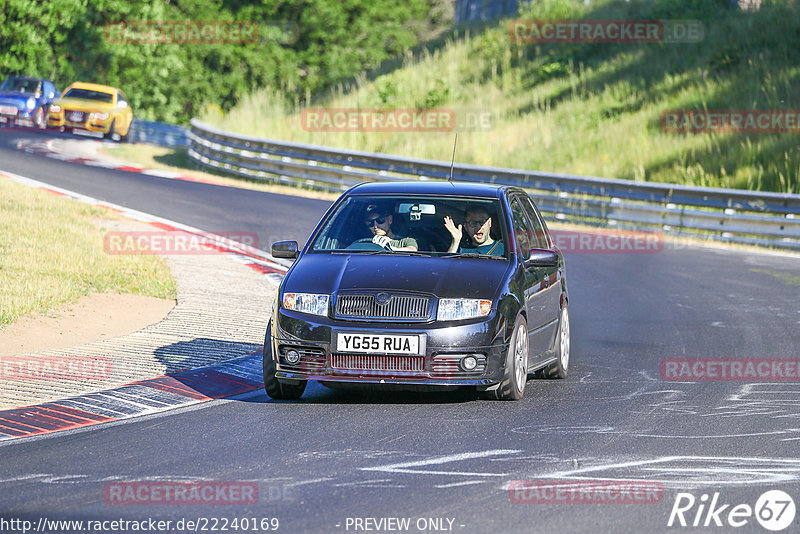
330, 354, 424, 372
65, 110, 85, 124
278, 346, 326, 372
430, 354, 487, 378
335, 293, 430, 321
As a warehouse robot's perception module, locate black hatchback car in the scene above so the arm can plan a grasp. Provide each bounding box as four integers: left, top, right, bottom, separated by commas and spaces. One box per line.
264, 181, 570, 400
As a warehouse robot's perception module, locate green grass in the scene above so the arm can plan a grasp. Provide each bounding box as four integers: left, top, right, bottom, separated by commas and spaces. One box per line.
0, 177, 177, 327
204, 0, 800, 194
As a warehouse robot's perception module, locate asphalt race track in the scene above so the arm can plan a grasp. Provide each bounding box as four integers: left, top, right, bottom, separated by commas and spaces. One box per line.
2, 130, 800, 534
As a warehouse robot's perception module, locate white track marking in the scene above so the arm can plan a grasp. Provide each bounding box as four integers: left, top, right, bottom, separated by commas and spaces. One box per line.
499, 456, 800, 489
362, 450, 521, 477
435, 480, 486, 488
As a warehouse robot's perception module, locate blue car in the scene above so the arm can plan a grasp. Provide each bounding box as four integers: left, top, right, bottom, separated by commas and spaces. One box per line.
0, 76, 60, 129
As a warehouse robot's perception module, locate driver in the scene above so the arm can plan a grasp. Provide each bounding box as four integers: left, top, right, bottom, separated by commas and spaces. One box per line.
443, 204, 504, 255
364, 204, 418, 251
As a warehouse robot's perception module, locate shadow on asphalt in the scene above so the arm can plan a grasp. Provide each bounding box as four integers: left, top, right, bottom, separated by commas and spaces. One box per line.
240, 381, 484, 405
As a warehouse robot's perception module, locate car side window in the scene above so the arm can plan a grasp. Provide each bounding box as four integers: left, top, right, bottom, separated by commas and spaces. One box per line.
520, 195, 548, 249
510, 198, 533, 257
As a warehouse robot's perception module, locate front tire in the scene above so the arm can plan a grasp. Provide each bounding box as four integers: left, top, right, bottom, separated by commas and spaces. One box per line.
33, 107, 46, 129
487, 315, 528, 400
105, 119, 120, 141
262, 320, 307, 400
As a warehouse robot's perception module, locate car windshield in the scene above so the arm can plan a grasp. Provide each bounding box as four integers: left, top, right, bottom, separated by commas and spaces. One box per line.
62, 88, 114, 103
0, 78, 41, 94
309, 194, 508, 258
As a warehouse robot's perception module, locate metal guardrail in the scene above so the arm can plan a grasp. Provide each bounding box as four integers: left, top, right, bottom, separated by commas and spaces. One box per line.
187, 118, 800, 250
128, 119, 188, 147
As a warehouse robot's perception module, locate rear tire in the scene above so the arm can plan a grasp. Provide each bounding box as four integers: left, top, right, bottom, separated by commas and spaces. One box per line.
262, 320, 307, 400
541, 305, 570, 379
486, 315, 528, 400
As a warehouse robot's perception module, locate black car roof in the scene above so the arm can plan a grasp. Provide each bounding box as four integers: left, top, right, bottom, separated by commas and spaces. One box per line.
347, 181, 510, 198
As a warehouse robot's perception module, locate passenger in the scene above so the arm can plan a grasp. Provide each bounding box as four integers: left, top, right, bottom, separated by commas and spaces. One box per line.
443, 204, 504, 255
364, 204, 418, 251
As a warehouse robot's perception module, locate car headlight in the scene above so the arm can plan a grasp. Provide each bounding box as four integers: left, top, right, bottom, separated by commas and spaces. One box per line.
90, 112, 109, 120
282, 292, 329, 316
49, 104, 61, 113
437, 298, 492, 321
26, 97, 36, 110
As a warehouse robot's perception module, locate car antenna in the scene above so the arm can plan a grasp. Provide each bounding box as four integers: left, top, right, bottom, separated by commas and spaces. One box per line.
448, 133, 458, 184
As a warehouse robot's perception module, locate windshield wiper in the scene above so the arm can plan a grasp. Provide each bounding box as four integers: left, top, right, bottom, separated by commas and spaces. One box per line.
361, 250, 433, 256
440, 252, 506, 260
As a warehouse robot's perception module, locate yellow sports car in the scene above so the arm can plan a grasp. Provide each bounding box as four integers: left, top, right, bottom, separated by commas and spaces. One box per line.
48, 82, 133, 141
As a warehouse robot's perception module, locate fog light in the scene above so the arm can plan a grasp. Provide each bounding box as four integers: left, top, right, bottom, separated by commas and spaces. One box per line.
285, 349, 300, 364
461, 355, 478, 371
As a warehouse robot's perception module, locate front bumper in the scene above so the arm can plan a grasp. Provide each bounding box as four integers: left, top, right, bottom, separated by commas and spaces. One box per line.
270, 308, 509, 389
0, 105, 24, 122
48, 112, 112, 133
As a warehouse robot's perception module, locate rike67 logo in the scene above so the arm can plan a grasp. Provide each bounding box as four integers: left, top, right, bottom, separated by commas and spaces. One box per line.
668, 490, 796, 531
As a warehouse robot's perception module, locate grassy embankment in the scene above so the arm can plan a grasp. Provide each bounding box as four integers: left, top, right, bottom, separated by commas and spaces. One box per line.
0, 177, 176, 327
200, 0, 800, 194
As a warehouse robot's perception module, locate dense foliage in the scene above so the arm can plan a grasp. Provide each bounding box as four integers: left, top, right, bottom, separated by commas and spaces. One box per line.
0, 0, 450, 123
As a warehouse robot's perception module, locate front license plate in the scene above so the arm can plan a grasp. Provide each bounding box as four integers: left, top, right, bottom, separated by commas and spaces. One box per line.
337, 333, 423, 355
0, 106, 17, 116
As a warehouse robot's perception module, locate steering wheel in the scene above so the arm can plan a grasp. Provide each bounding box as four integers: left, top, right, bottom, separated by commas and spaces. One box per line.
347, 237, 392, 251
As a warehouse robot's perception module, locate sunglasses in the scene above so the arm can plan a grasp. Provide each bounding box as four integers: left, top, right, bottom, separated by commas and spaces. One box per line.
365, 215, 386, 227
465, 218, 489, 229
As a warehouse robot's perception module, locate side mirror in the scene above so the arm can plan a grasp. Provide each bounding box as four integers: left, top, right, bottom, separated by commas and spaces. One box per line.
272, 240, 299, 259
118, 100, 128, 108
526, 249, 558, 267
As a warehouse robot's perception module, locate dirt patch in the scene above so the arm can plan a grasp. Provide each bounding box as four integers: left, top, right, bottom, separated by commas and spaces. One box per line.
0, 293, 175, 356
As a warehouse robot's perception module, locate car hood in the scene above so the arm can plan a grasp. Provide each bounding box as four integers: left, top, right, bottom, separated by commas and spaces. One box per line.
284, 253, 511, 299
0, 93, 30, 106
53, 98, 115, 111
